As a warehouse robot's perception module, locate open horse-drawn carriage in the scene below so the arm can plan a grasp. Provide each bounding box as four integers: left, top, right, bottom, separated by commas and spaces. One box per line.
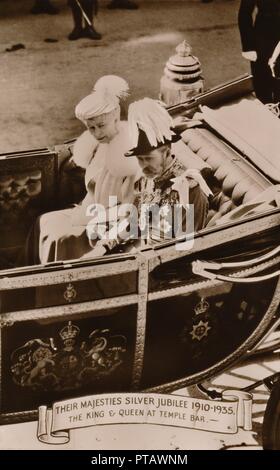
1, 75, 280, 449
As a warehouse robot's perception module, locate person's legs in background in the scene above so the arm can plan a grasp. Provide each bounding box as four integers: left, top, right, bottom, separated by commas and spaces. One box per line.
82, 0, 102, 40
107, 0, 138, 10
68, 0, 84, 39
251, 60, 275, 104
252, 37, 280, 104
68, 0, 101, 40
31, 0, 59, 14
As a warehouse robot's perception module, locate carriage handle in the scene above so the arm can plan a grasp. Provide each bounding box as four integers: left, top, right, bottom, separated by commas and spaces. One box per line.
191, 245, 280, 272
192, 266, 280, 283
192, 248, 280, 283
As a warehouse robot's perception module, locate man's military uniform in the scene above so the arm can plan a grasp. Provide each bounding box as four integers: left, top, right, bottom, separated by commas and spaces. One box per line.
99, 156, 209, 254
238, 0, 280, 103
133, 157, 208, 242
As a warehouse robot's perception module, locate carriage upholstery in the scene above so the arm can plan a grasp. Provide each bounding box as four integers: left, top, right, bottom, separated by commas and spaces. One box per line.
181, 127, 272, 225
0, 150, 58, 268
0, 171, 42, 213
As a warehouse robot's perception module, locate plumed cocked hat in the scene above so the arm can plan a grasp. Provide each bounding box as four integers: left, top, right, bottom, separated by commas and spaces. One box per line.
125, 98, 181, 157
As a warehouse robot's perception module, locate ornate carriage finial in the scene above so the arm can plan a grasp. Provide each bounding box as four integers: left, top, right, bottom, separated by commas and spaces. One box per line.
176, 40, 192, 57
160, 40, 204, 106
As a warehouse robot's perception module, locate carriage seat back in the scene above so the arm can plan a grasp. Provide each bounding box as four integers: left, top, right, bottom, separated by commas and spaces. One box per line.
181, 128, 271, 224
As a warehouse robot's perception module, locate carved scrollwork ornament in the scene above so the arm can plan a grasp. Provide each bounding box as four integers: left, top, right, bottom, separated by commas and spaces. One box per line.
0, 319, 14, 328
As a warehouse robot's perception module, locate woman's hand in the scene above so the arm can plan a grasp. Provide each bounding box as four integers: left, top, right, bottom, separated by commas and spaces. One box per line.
242, 51, 257, 62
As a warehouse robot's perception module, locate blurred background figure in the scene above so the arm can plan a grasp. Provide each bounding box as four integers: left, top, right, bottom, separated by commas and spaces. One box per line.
68, 0, 102, 40
107, 0, 138, 9
238, 0, 280, 104
31, 0, 59, 14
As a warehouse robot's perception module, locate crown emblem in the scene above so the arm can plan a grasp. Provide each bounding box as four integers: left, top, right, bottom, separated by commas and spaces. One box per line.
59, 321, 80, 343
176, 40, 192, 57
194, 298, 210, 316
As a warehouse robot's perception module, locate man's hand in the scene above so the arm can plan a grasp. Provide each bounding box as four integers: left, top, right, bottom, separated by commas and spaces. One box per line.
242, 51, 257, 62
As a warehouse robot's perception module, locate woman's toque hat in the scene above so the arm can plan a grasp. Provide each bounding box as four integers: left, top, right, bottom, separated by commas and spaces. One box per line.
75, 75, 129, 124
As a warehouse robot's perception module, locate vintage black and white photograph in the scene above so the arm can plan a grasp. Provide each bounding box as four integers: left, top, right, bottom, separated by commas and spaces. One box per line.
1, 0, 280, 451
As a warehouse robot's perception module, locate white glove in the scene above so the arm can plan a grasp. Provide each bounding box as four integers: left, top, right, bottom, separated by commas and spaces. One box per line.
268, 57, 276, 77
242, 51, 257, 62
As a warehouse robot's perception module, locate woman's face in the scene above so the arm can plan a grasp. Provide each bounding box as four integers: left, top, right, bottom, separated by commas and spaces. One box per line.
86, 112, 119, 144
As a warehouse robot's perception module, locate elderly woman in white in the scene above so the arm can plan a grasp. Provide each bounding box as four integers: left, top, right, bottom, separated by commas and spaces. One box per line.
36, 76, 139, 263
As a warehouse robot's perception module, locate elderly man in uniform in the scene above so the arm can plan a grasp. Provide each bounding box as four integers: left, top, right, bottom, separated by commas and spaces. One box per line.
85, 98, 211, 258
238, 0, 280, 104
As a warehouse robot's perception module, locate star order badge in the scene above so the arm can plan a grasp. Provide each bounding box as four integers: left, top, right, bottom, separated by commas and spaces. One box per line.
190, 320, 211, 341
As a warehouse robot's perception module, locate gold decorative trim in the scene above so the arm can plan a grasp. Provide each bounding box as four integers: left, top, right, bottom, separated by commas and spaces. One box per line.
149, 255, 280, 301
149, 278, 224, 301
154, 210, 280, 265
0, 260, 138, 291
131, 256, 149, 389
0, 319, 14, 329
0, 294, 139, 324
0, 410, 38, 425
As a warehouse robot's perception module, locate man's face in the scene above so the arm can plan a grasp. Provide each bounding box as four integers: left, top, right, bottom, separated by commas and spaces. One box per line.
86, 112, 119, 144
136, 146, 170, 178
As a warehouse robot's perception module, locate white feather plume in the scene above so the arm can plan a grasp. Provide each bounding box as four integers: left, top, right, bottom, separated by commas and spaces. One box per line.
93, 75, 130, 100
128, 98, 174, 148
